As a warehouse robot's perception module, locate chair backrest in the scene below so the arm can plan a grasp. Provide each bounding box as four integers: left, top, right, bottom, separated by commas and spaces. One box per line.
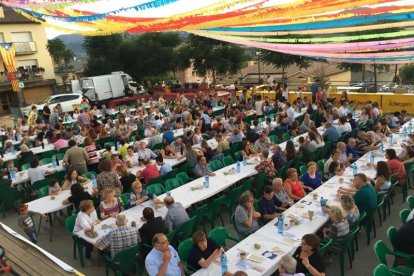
176, 216, 198, 241
21, 163, 31, 171
242, 178, 254, 193
209, 160, 223, 171
82, 171, 97, 180
374, 240, 392, 267
233, 151, 242, 162
400, 209, 410, 224
386, 226, 398, 249
223, 156, 235, 166
165, 179, 182, 191
119, 193, 129, 208
112, 244, 141, 274
299, 165, 307, 175
176, 172, 191, 184
407, 195, 414, 210
37, 186, 49, 198
40, 158, 52, 166
373, 264, 394, 276
32, 178, 50, 191
208, 227, 229, 248
166, 229, 177, 243
317, 159, 325, 172
47, 170, 67, 183
268, 135, 279, 144
319, 239, 333, 256
65, 214, 77, 234
177, 238, 194, 267
164, 169, 178, 180
146, 184, 165, 196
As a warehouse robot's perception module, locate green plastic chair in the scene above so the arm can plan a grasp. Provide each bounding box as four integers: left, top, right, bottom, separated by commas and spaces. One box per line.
209, 160, 223, 171
118, 194, 129, 208
147, 175, 165, 187
104, 244, 142, 276
205, 195, 226, 229
65, 214, 86, 268
151, 143, 163, 151
319, 239, 333, 256
178, 238, 196, 273
268, 135, 279, 144
317, 159, 326, 174
56, 153, 65, 161
41, 150, 56, 159
37, 186, 49, 198
165, 179, 183, 191
208, 227, 239, 248
299, 165, 307, 175
176, 216, 198, 242
242, 178, 254, 193
166, 229, 177, 244
253, 172, 268, 198
223, 156, 235, 166
164, 169, 178, 181
146, 184, 165, 196
104, 142, 115, 148
376, 192, 386, 227
282, 133, 291, 141
81, 171, 97, 180
406, 195, 414, 210
386, 226, 414, 266
46, 170, 67, 183
21, 163, 31, 171
32, 178, 51, 191
399, 209, 410, 224
0, 185, 23, 218
176, 172, 193, 184
40, 158, 52, 165
222, 185, 245, 219
373, 264, 393, 276
330, 226, 360, 276
190, 204, 208, 233
230, 214, 248, 240
233, 151, 242, 162
374, 240, 414, 276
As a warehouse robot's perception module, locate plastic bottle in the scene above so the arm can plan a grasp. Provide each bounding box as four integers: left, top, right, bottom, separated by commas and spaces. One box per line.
242, 155, 247, 166
352, 163, 358, 175
236, 161, 241, 173
220, 252, 228, 275
129, 193, 136, 206
115, 141, 120, 150
278, 215, 284, 235
379, 142, 384, 153
91, 174, 97, 188
370, 152, 375, 165
52, 158, 57, 168
9, 168, 16, 181
41, 142, 45, 149
204, 175, 209, 188
320, 197, 327, 214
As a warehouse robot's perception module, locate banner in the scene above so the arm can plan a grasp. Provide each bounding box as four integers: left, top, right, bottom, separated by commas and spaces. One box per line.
0, 43, 19, 92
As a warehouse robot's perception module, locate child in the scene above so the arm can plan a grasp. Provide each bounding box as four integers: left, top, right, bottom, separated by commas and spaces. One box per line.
101, 144, 113, 160
18, 204, 45, 244
4, 160, 18, 179
48, 178, 61, 195
117, 138, 128, 159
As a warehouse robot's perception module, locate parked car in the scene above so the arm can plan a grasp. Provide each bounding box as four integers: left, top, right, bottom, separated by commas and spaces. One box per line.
22, 93, 84, 117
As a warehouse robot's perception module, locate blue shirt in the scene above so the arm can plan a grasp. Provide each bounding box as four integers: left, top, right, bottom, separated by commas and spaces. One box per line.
346, 145, 358, 158
160, 162, 172, 176
145, 245, 181, 276
201, 113, 211, 124
323, 126, 341, 142
194, 164, 212, 177
162, 131, 175, 144
258, 195, 282, 219
311, 83, 319, 96
300, 172, 322, 190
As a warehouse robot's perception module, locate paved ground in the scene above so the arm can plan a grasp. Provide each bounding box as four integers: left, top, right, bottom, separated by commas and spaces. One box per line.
1, 187, 412, 276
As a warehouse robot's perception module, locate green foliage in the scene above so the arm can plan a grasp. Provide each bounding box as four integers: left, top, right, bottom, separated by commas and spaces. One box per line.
399, 64, 414, 83
336, 63, 363, 72
177, 34, 246, 83
46, 38, 74, 85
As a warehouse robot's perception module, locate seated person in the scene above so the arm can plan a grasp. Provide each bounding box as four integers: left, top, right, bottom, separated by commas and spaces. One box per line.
258, 186, 284, 222
48, 178, 61, 195
293, 234, 326, 276
187, 230, 223, 270
194, 156, 216, 177
339, 194, 360, 229
272, 178, 293, 209
393, 218, 414, 255
278, 255, 306, 276
284, 168, 309, 201
235, 191, 261, 236
99, 188, 123, 219
139, 207, 166, 245
62, 183, 92, 210
164, 196, 190, 231
124, 146, 139, 168
300, 162, 322, 190
129, 180, 162, 207
136, 159, 160, 185
255, 149, 276, 177
322, 205, 350, 242
62, 168, 89, 190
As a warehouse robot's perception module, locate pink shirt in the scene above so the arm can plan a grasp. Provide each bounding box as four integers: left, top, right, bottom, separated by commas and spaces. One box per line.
54, 139, 68, 151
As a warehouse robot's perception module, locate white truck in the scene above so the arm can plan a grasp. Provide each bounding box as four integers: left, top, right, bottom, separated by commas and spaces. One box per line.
71, 71, 139, 104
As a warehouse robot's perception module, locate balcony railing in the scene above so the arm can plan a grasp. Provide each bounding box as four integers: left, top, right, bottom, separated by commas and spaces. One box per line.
13, 41, 37, 55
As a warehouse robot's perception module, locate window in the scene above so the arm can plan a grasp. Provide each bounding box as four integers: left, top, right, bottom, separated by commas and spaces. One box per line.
48, 97, 61, 104
11, 32, 33, 42
61, 95, 80, 102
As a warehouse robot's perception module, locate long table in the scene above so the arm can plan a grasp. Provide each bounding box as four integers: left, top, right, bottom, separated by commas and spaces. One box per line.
192, 120, 408, 276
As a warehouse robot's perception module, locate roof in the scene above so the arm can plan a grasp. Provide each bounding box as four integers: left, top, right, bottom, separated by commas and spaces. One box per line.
0, 4, 39, 24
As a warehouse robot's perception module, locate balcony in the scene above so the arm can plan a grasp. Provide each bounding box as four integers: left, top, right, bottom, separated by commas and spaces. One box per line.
13, 42, 37, 55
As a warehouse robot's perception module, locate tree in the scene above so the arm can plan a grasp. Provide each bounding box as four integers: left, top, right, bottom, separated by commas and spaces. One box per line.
257, 50, 311, 85
83, 34, 123, 76
46, 38, 74, 85
177, 34, 246, 84
400, 64, 414, 83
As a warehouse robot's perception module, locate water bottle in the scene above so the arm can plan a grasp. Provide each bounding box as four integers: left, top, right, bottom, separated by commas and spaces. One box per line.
129, 193, 136, 206
320, 197, 327, 214
236, 161, 241, 173
220, 252, 228, 275
352, 163, 358, 175
370, 152, 375, 165
166, 190, 171, 196
352, 109, 356, 118
52, 158, 57, 168
115, 141, 120, 150
403, 127, 408, 138
9, 168, 16, 181
278, 215, 284, 235
242, 155, 247, 166
41, 142, 45, 149
204, 175, 209, 188
91, 174, 97, 188
379, 142, 384, 153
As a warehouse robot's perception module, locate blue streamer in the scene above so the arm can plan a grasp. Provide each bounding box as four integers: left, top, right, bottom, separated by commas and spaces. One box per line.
204, 12, 414, 32
14, 0, 179, 22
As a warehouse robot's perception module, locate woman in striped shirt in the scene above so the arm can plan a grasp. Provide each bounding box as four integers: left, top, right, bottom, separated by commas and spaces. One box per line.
99, 189, 123, 219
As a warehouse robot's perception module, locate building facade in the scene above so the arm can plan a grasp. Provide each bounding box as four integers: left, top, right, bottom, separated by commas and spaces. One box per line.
0, 4, 56, 114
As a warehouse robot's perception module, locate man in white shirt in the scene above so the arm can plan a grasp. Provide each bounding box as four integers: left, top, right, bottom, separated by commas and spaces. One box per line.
144, 122, 158, 138
338, 101, 349, 117
27, 159, 57, 184
255, 95, 264, 117
337, 117, 352, 134
285, 102, 295, 126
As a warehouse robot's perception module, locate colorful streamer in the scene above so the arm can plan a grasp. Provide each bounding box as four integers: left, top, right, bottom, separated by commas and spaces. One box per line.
3, 0, 414, 64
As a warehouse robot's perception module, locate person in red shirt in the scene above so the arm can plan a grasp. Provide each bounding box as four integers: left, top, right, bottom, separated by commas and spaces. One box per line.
136, 159, 160, 184
283, 168, 307, 201
385, 149, 406, 185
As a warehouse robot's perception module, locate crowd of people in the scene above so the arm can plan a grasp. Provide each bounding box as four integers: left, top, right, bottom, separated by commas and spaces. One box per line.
2, 87, 414, 276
